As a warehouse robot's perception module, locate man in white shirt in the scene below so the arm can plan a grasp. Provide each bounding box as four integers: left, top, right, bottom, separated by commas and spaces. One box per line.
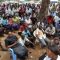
26, 7, 32, 15
54, 15, 60, 29
45, 24, 55, 35
33, 27, 50, 46
25, 18, 32, 28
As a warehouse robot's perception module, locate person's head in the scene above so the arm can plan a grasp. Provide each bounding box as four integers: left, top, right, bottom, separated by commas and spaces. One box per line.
54, 37, 59, 45
47, 48, 57, 59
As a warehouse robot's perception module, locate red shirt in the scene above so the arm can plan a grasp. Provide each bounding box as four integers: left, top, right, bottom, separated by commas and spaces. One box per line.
19, 23, 28, 32
47, 16, 53, 24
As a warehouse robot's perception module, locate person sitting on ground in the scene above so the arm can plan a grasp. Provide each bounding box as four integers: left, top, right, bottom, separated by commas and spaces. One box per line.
22, 28, 31, 37
12, 15, 20, 24
33, 26, 50, 47
30, 12, 37, 25
4, 32, 28, 60
18, 22, 28, 32
49, 37, 60, 55
39, 39, 60, 60
18, 34, 35, 48
54, 13, 60, 29
25, 17, 32, 29
45, 24, 55, 36
2, 16, 8, 27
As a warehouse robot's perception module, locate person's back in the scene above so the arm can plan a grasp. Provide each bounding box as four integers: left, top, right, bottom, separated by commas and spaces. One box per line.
2, 17, 8, 26
13, 16, 18, 24
5, 32, 28, 59
5, 32, 18, 47
54, 15, 60, 23
54, 14, 60, 29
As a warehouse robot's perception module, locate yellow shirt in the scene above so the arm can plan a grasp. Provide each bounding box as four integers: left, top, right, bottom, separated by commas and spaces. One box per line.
13, 17, 20, 24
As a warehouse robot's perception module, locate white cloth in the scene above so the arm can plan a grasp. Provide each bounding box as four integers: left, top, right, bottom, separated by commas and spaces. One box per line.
44, 56, 51, 60
18, 37, 30, 46
57, 55, 60, 60
18, 37, 25, 46
37, 22, 40, 27
54, 16, 60, 23
45, 27, 55, 35
33, 28, 46, 39
6, 8, 14, 16
25, 18, 32, 24
26, 8, 32, 14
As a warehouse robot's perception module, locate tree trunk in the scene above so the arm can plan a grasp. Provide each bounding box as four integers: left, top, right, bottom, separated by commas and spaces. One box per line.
37, 0, 50, 22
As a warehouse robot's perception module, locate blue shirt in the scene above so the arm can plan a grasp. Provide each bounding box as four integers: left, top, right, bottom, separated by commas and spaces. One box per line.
22, 29, 31, 37
2, 19, 8, 25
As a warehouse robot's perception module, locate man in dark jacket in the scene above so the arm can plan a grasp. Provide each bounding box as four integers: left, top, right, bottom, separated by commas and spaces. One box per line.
5, 32, 28, 60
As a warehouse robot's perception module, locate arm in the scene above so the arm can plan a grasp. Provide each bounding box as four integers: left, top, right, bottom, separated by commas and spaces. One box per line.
45, 27, 49, 34
7, 41, 17, 48
51, 27, 55, 35
25, 37, 35, 46
33, 31, 36, 37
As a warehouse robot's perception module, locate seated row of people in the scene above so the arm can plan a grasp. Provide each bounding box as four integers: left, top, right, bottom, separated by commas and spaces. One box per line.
2, 30, 60, 60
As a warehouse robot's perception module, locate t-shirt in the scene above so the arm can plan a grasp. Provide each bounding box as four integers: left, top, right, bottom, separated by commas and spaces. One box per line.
47, 16, 53, 24
22, 29, 31, 37
33, 28, 46, 39
25, 18, 32, 24
26, 8, 32, 14
13, 17, 20, 24
43, 56, 51, 60
45, 27, 55, 35
54, 16, 60, 23
5, 35, 18, 47
18, 37, 29, 46
2, 19, 8, 25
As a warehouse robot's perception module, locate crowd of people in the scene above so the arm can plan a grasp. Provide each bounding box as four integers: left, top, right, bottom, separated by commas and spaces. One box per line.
0, 2, 60, 60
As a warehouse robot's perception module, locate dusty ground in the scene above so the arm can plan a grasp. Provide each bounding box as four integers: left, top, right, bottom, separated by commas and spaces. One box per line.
0, 35, 47, 60
26, 44, 46, 60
